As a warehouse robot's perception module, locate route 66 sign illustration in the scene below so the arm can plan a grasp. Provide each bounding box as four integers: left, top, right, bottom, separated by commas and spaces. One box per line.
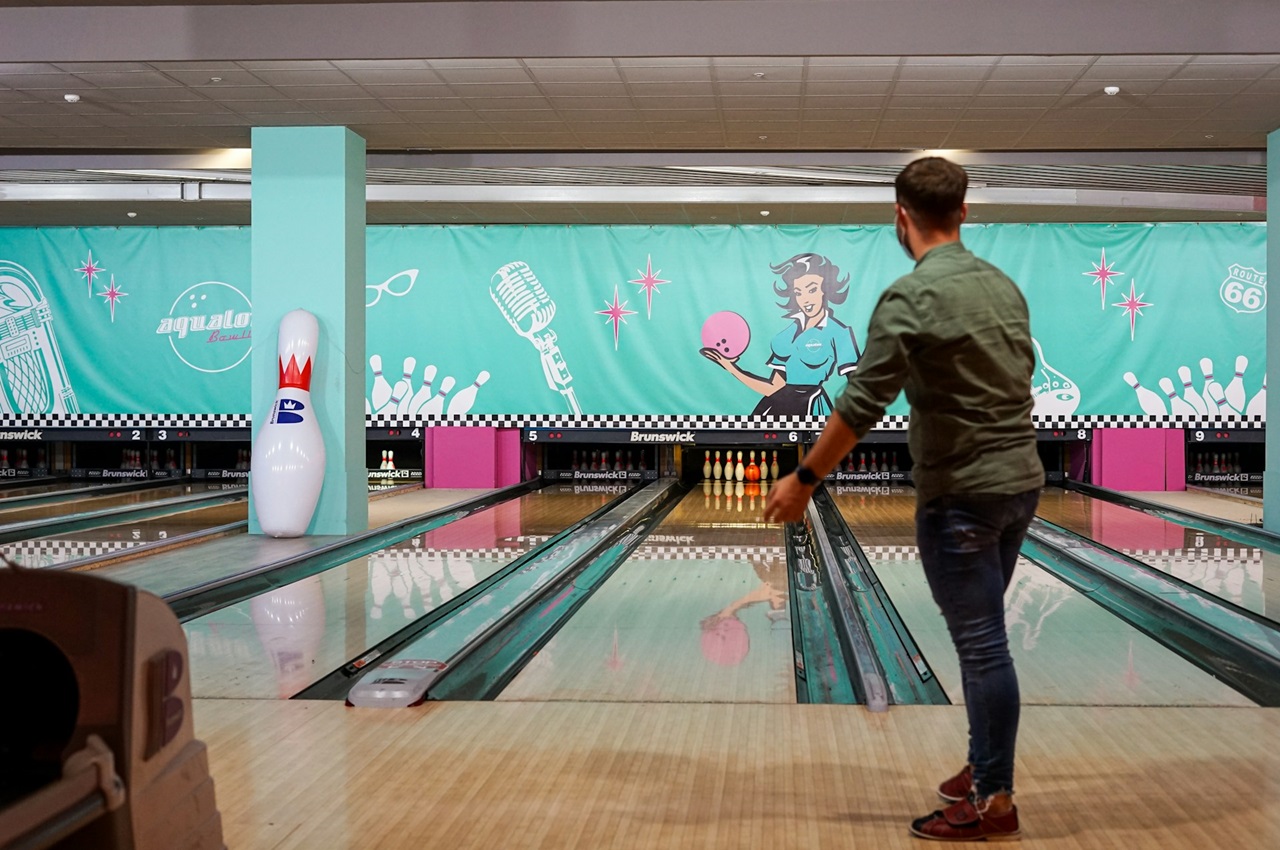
1220, 264, 1266, 314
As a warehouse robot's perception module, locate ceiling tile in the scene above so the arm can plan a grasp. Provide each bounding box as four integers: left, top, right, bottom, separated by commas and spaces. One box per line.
252, 70, 356, 87
331, 59, 432, 71
427, 58, 525, 69
291, 85, 386, 100
981, 80, 1073, 96
619, 66, 713, 83
538, 82, 631, 97
892, 80, 981, 96
804, 64, 898, 82
549, 96, 635, 110
165, 69, 265, 87
624, 82, 715, 97
451, 83, 545, 98
238, 60, 336, 71
342, 69, 446, 86
0, 73, 87, 90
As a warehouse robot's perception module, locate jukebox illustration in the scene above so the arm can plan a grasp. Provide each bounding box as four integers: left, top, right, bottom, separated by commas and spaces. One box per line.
0, 260, 79, 414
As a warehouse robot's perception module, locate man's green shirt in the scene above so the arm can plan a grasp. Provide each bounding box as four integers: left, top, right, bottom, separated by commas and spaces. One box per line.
833, 241, 1044, 505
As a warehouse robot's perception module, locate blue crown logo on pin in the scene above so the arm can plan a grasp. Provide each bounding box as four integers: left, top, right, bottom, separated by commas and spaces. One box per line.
275, 398, 306, 424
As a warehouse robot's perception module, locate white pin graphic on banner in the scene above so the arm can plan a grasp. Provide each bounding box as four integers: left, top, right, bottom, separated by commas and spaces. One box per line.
1123, 372, 1167, 415
252, 309, 326, 538
395, 357, 418, 415
369, 354, 392, 411
446, 371, 490, 415
408, 365, 438, 415
1158, 378, 1198, 416
1177, 365, 1209, 416
1224, 355, 1248, 413
421, 376, 456, 415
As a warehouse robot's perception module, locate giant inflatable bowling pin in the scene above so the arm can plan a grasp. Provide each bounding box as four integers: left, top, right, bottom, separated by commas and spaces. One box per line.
252, 309, 326, 537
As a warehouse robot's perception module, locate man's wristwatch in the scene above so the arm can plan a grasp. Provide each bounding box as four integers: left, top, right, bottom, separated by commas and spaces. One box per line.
794, 464, 820, 486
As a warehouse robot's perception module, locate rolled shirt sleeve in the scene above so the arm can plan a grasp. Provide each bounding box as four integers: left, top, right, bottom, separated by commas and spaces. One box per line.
832, 282, 918, 439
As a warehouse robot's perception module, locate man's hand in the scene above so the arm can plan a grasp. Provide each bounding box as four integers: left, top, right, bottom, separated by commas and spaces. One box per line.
763, 472, 814, 523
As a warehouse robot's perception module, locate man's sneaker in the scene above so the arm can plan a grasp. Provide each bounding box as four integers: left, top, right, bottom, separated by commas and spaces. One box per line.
910, 792, 1020, 842
937, 764, 973, 802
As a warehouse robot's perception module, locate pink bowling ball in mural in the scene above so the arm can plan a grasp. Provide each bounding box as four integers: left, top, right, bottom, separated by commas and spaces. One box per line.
700, 311, 751, 360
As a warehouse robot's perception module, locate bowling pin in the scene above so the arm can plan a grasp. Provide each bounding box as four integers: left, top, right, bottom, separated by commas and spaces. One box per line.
758, 451, 768, 482
421, 376, 456, 415
858, 453, 867, 472
735, 451, 745, 482
369, 354, 393, 411
408, 365, 438, 414
1246, 375, 1266, 418
1205, 381, 1237, 418
770, 451, 779, 480
702, 450, 712, 479
252, 309, 326, 538
387, 450, 396, 470
869, 452, 879, 473
0, 450, 8, 469
379, 449, 388, 470
891, 452, 900, 472
1177, 365, 1209, 416
394, 357, 418, 415
17, 449, 27, 470
446, 370, 491, 415
1123, 372, 1167, 415
713, 450, 723, 480
1200, 359, 1228, 414
1224, 355, 1248, 413
1158, 378, 1198, 416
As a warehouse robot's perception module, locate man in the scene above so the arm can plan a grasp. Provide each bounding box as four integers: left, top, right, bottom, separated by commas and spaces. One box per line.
763, 156, 1044, 842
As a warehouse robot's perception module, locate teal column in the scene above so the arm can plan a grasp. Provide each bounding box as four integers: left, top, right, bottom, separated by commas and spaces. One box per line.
1267, 128, 1279, 533
250, 127, 367, 535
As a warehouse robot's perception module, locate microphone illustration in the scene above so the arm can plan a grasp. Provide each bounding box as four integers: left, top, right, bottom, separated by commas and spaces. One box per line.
490, 261, 582, 415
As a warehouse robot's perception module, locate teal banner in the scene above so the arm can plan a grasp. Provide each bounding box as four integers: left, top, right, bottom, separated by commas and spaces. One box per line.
0, 223, 1266, 419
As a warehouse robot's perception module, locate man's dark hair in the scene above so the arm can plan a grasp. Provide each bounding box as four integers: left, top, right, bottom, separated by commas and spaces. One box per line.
895, 157, 968, 231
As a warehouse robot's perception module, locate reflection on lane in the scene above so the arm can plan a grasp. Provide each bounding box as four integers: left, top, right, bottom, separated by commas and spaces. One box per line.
0, 482, 215, 525
183, 483, 621, 699
498, 484, 795, 704
1038, 489, 1278, 620
832, 486, 1254, 707
5, 502, 247, 568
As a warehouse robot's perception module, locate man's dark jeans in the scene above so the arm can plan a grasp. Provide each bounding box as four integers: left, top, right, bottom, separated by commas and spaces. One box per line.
916, 488, 1040, 797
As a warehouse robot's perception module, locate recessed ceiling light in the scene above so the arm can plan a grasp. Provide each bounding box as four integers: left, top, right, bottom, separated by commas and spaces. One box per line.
753, 72, 766, 79
759, 210, 770, 217
63, 93, 80, 103
1205, 134, 1215, 139
758, 135, 768, 140
209, 77, 222, 83
126, 212, 137, 218
1104, 86, 1120, 96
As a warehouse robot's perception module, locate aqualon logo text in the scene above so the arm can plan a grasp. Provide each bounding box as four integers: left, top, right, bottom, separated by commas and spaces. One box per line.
270, 398, 306, 425
630, 431, 694, 442
157, 281, 252, 374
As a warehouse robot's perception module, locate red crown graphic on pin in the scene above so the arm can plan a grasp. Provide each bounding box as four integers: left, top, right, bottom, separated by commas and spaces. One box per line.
279, 354, 313, 390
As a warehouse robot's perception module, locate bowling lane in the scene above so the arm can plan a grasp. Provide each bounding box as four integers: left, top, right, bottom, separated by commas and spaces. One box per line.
498, 483, 795, 703
832, 485, 1253, 706
4, 501, 247, 568
1037, 488, 1279, 621
0, 481, 212, 525
183, 483, 623, 699
1125, 488, 1262, 526
0, 478, 80, 498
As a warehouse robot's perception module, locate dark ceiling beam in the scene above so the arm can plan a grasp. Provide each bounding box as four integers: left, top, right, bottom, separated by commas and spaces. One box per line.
3, 1, 1280, 62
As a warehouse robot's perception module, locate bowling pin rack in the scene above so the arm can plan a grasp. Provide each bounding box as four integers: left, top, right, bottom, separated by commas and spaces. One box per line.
1184, 428, 1264, 487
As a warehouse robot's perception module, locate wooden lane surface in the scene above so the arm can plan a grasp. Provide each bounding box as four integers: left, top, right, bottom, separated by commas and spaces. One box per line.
185, 486, 620, 699
832, 488, 1253, 706
498, 488, 794, 703
195, 698, 1280, 849
1037, 489, 1278, 620
1124, 489, 1262, 526
0, 481, 198, 523
92, 487, 491, 597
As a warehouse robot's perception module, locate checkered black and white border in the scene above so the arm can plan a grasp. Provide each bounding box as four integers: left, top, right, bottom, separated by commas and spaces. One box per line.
1, 413, 250, 428
7, 539, 138, 561
3, 412, 1264, 431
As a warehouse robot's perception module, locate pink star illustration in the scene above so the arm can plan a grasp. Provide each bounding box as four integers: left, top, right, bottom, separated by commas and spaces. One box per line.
1083, 248, 1124, 310
628, 254, 671, 318
98, 274, 128, 323
76, 251, 105, 297
1112, 280, 1152, 341
596, 286, 637, 350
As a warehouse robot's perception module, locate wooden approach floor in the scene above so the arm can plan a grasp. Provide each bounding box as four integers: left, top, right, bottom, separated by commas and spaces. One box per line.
195, 700, 1280, 849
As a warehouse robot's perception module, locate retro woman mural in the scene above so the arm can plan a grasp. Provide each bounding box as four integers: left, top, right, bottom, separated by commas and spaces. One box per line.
701, 253, 861, 416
